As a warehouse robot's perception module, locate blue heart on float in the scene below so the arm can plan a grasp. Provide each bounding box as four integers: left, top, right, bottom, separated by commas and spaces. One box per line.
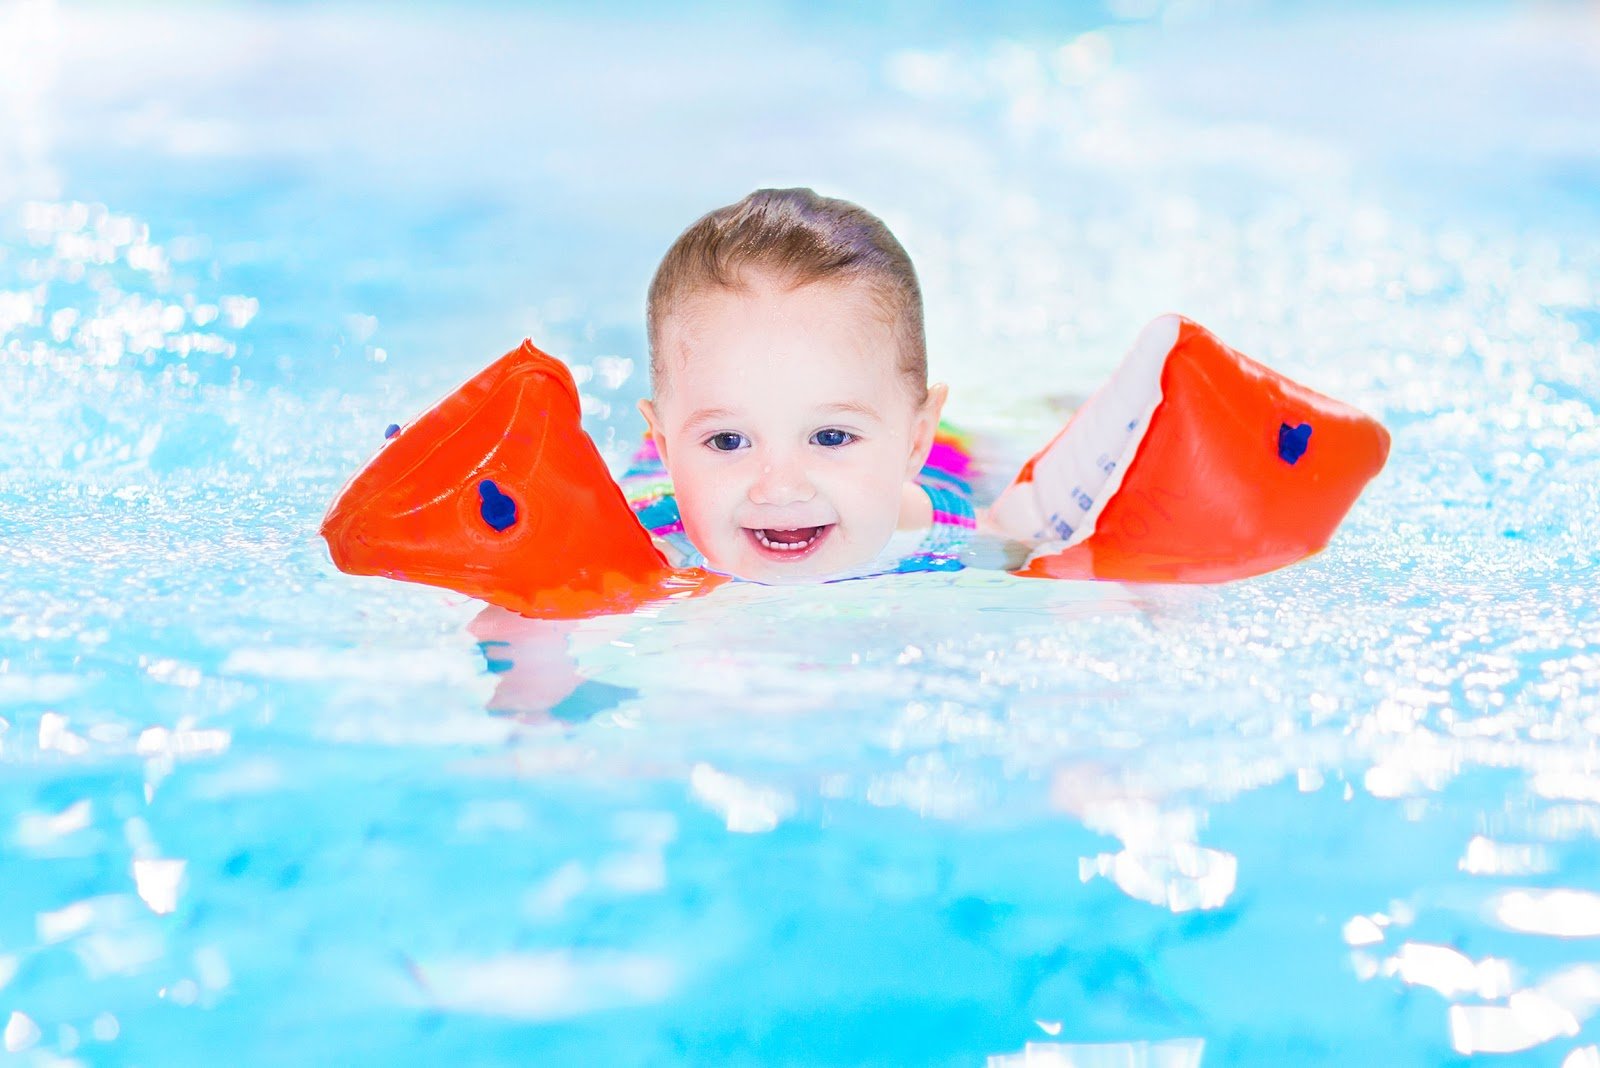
1277, 422, 1312, 465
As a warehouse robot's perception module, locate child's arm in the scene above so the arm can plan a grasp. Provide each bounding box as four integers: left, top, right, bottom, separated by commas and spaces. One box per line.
965, 509, 1037, 571
974, 504, 1013, 540
650, 534, 691, 567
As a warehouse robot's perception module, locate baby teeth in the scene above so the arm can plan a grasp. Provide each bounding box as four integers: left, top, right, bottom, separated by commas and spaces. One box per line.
753, 528, 820, 552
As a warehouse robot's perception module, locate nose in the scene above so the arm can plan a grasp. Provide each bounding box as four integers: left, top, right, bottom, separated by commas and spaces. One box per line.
747, 449, 816, 507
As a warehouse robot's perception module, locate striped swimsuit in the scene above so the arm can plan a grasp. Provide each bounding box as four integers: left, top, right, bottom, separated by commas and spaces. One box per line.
620, 425, 978, 579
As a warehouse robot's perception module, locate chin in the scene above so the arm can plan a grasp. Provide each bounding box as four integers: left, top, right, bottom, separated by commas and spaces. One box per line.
729, 541, 892, 585
738, 558, 840, 585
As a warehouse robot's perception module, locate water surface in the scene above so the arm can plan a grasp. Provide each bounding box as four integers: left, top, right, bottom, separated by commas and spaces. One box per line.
3, 2, 1599, 1064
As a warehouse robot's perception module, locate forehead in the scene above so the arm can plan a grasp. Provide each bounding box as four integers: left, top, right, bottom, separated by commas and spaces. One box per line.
655, 275, 904, 408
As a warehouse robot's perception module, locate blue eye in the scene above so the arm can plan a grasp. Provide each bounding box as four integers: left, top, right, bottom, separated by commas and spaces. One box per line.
812, 428, 854, 448
707, 432, 747, 452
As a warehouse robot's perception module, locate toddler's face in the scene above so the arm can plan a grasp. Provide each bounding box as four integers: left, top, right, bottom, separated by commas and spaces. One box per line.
641, 272, 943, 583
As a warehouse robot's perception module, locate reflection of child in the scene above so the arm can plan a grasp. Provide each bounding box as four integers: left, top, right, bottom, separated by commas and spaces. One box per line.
630, 187, 1013, 584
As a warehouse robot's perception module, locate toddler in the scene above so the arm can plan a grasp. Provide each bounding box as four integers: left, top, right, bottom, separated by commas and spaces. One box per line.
320, 189, 1389, 608
625, 187, 998, 584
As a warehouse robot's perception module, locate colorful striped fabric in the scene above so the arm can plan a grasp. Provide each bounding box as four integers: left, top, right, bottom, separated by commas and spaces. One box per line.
620, 424, 977, 577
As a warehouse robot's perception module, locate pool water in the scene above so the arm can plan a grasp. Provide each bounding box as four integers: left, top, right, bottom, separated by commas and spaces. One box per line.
3, 2, 1599, 1064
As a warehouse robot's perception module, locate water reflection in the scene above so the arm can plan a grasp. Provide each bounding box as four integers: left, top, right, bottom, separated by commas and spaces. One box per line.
469, 607, 638, 724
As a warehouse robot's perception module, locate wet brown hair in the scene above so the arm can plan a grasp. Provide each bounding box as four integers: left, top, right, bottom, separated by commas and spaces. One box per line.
647, 187, 927, 402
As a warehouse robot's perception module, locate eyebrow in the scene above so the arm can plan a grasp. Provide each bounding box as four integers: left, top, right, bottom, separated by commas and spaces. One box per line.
817, 401, 882, 422
682, 407, 736, 430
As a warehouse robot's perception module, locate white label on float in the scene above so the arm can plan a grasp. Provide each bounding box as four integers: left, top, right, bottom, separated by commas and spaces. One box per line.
989, 314, 1178, 547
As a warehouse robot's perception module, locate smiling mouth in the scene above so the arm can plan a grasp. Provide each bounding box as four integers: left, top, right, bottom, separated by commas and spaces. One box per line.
746, 524, 834, 560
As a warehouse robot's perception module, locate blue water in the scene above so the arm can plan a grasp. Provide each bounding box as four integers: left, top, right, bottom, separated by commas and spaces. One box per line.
3, 2, 1600, 1064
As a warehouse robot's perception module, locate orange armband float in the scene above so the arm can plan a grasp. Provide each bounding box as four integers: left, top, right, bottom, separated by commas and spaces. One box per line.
987, 315, 1391, 582
319, 340, 720, 618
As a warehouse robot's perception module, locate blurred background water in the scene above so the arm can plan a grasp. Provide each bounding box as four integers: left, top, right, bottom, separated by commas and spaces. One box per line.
2, 1, 1599, 1064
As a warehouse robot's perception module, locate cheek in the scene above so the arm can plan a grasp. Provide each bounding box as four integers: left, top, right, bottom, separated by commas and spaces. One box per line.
667, 459, 738, 532
830, 451, 908, 531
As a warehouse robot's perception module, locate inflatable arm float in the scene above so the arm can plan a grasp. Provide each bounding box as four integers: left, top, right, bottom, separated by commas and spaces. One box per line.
319, 339, 701, 618
321, 316, 1389, 616
988, 315, 1391, 582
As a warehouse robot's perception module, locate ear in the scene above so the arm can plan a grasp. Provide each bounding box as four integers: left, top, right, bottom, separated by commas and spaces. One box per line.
905, 382, 949, 479
638, 398, 671, 470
